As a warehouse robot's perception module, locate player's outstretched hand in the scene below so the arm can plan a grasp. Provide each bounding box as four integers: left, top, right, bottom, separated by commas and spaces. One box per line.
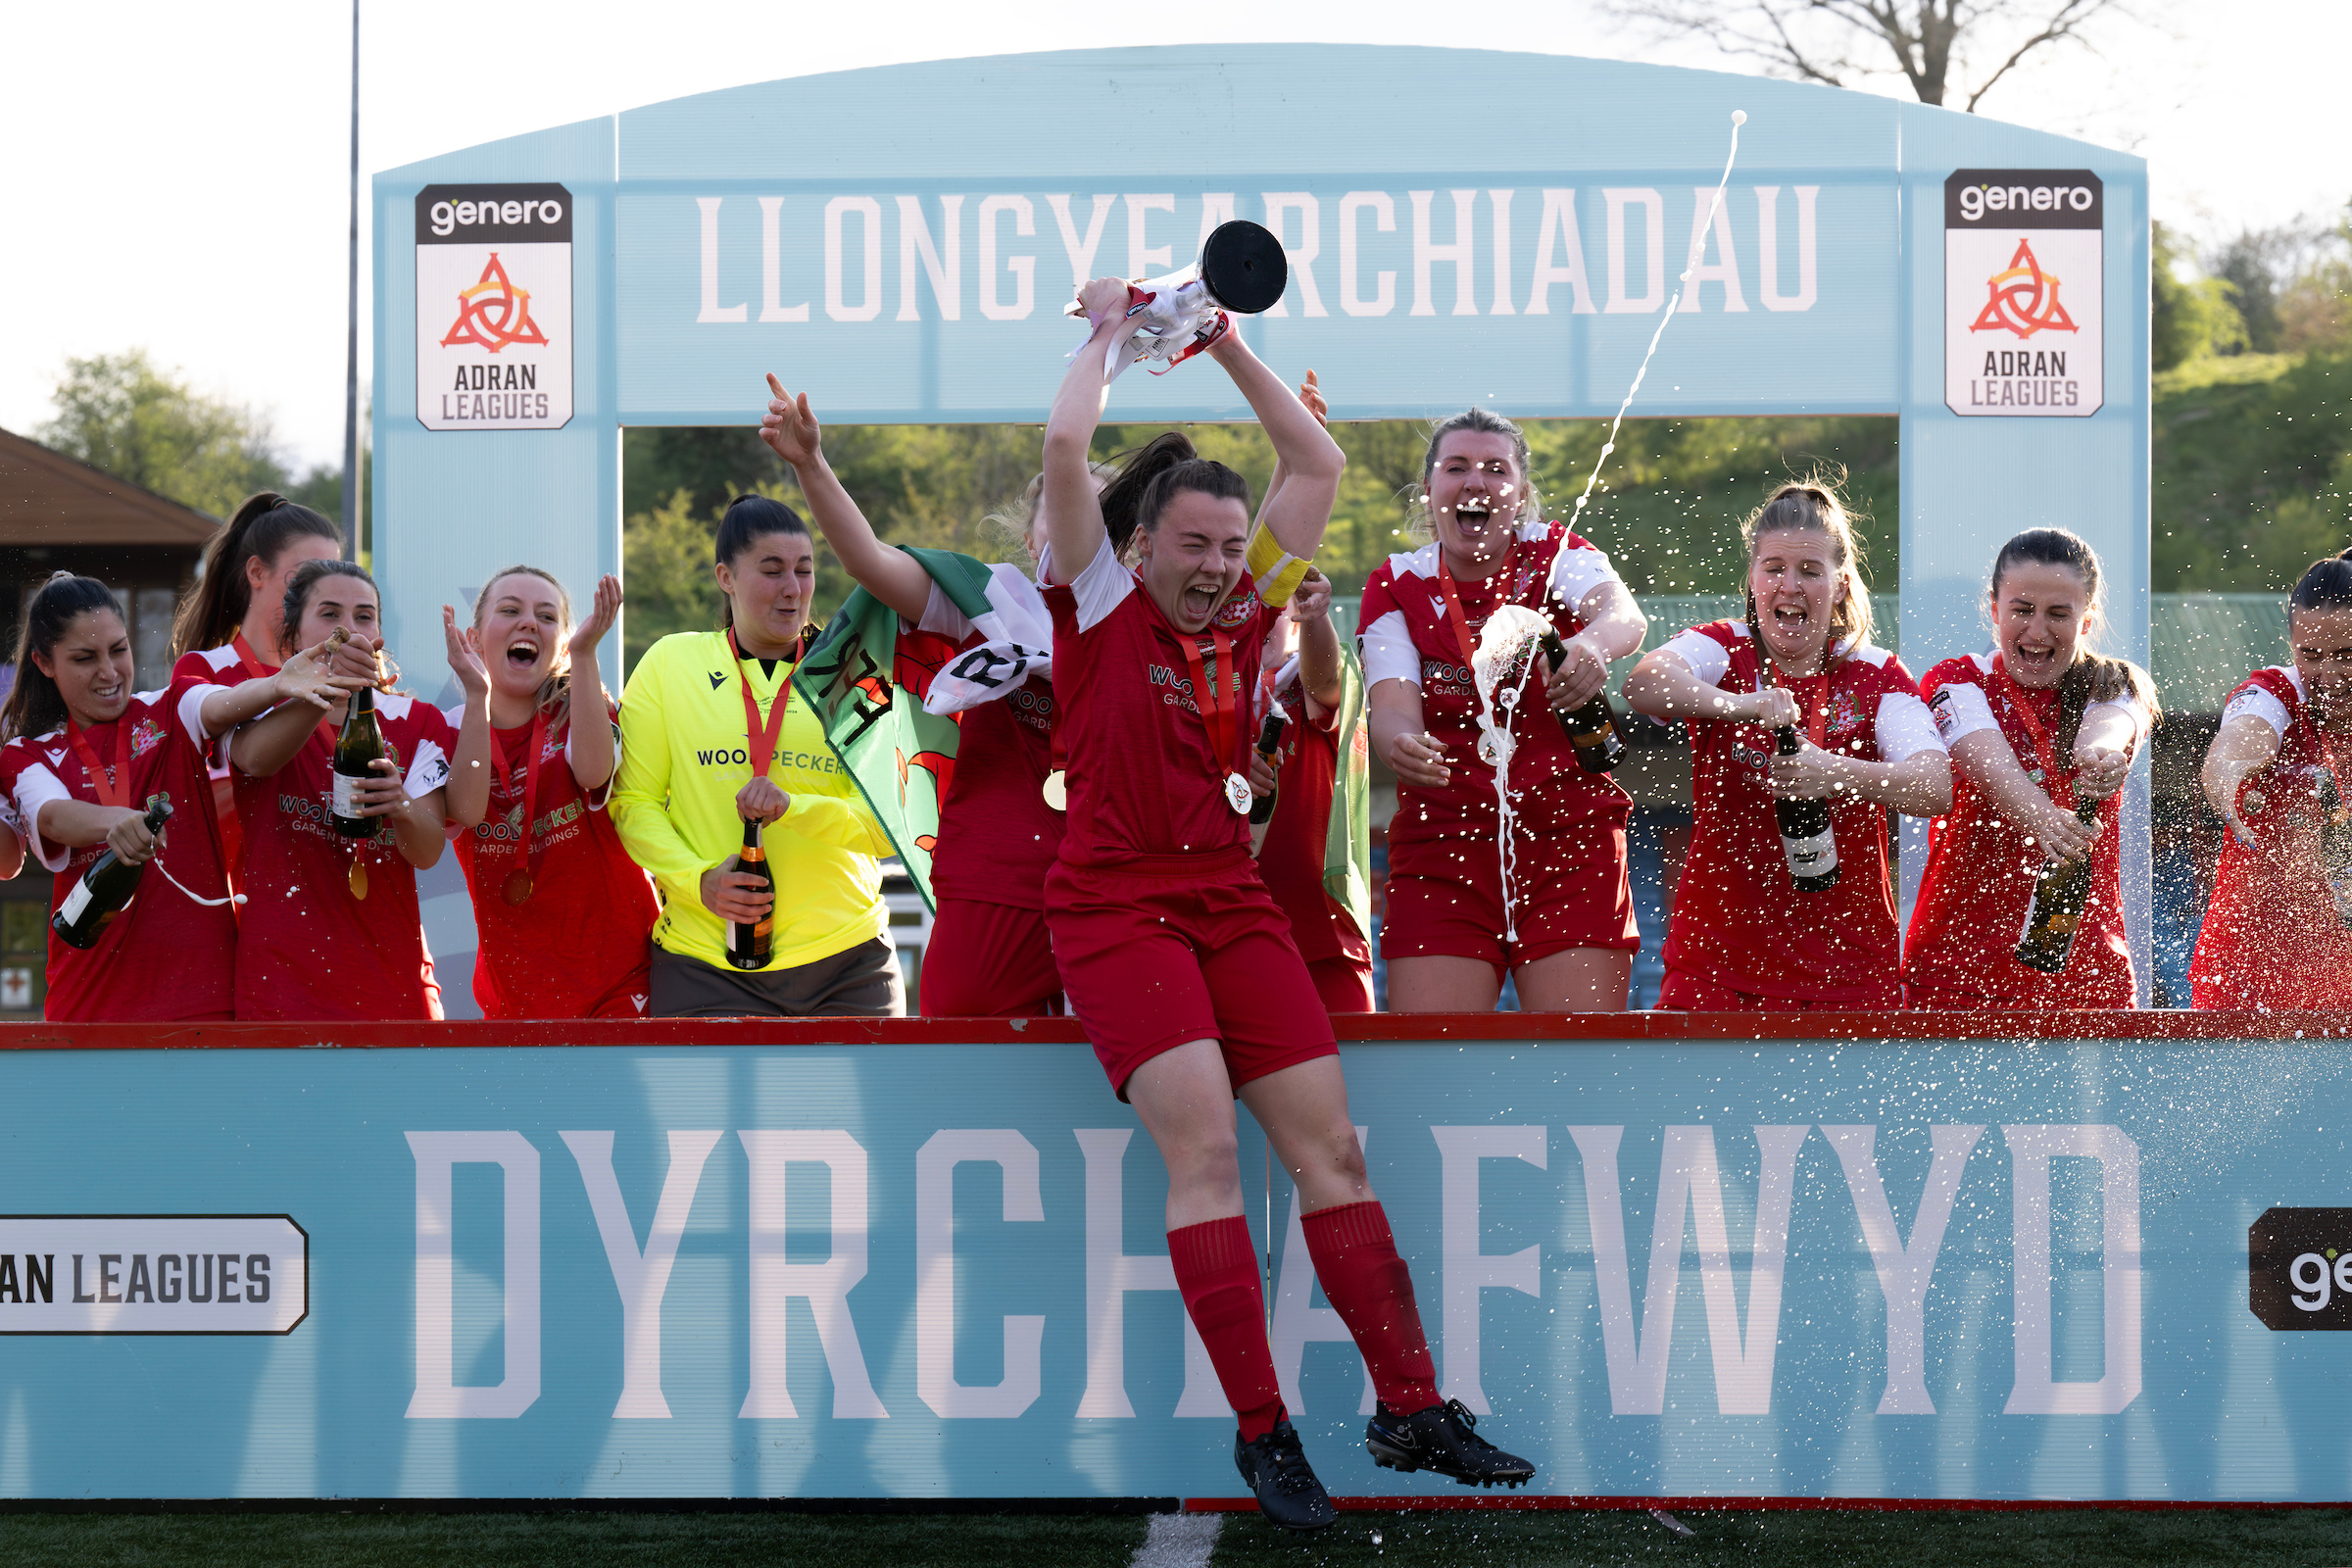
760, 372, 823, 469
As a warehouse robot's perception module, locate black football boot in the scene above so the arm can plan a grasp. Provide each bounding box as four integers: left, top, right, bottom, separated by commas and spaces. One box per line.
1234, 1418, 1338, 1532
1364, 1398, 1536, 1489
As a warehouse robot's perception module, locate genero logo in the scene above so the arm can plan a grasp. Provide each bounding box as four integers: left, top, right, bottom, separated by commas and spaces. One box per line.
416, 182, 573, 433
2249, 1206, 2352, 1329
1943, 169, 2103, 418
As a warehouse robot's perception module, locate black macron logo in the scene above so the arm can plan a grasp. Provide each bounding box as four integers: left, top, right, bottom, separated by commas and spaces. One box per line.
710, 672, 727, 689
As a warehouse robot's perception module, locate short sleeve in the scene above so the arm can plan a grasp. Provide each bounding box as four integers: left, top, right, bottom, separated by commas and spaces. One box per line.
1874, 692, 1944, 761
917, 579, 976, 640
2222, 682, 2292, 738
1359, 610, 1421, 689
2083, 688, 2155, 755
172, 675, 225, 746
9, 754, 75, 872
1926, 679, 1998, 747
402, 707, 457, 799
1548, 536, 1624, 609
1660, 625, 1735, 688
1064, 541, 1134, 635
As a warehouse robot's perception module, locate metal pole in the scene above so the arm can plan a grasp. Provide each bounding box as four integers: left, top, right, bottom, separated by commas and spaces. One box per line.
339, 0, 361, 562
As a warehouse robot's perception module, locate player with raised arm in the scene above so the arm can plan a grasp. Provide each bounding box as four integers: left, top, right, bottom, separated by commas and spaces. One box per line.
1039, 278, 1534, 1531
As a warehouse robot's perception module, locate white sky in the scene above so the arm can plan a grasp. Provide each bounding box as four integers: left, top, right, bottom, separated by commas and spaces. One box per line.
1, 0, 2343, 471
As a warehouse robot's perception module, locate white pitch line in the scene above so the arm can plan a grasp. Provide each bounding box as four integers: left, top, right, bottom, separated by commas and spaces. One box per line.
1130, 1510, 1223, 1568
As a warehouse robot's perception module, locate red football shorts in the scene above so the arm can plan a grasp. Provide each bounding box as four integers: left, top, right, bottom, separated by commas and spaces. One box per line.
920, 899, 1062, 1017
1657, 963, 1898, 1011
1045, 850, 1339, 1100
1381, 827, 1637, 975
1308, 955, 1375, 1014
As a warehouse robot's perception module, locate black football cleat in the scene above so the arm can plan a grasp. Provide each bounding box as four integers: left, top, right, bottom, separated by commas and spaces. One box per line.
1235, 1419, 1337, 1532
1365, 1398, 1536, 1490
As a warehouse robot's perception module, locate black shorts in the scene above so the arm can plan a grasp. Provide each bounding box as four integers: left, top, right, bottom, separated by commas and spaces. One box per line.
649, 937, 906, 1019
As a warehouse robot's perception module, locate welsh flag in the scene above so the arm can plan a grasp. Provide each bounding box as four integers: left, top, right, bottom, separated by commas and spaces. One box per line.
790, 548, 1022, 912
1325, 642, 1374, 943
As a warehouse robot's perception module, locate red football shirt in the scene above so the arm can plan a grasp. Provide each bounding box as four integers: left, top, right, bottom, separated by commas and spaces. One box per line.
1656, 620, 1940, 1003
1356, 521, 1631, 860
445, 701, 660, 1019
1254, 675, 1370, 966
1903, 651, 2152, 1007
1, 675, 237, 1021
2185, 665, 2352, 1009
173, 641, 276, 881
916, 576, 1065, 907
233, 692, 457, 1021
1043, 544, 1265, 867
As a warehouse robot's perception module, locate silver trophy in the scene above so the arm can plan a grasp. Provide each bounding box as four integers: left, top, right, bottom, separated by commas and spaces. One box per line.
1066, 220, 1289, 382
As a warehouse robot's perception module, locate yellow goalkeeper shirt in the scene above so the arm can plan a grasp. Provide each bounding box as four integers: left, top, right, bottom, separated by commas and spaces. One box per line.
612, 630, 891, 972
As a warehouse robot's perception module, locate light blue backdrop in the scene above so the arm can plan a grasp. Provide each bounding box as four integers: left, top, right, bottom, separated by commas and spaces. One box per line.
372, 46, 2154, 999
0, 1036, 2338, 1501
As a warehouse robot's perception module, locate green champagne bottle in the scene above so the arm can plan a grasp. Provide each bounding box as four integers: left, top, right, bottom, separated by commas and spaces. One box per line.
1774, 724, 1839, 891
53, 796, 172, 951
1537, 630, 1625, 774
330, 680, 386, 839
2014, 797, 2104, 972
1248, 708, 1288, 826
727, 816, 776, 971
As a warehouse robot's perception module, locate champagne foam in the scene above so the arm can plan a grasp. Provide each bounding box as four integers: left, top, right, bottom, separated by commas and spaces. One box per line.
1470, 605, 1554, 943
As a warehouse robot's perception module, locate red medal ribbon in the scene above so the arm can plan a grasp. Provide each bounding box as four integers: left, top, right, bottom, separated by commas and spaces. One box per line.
1991, 655, 2074, 810
65, 715, 129, 810
1176, 627, 1240, 788
1434, 539, 1514, 675
499, 707, 550, 905
230, 633, 275, 681
727, 627, 797, 785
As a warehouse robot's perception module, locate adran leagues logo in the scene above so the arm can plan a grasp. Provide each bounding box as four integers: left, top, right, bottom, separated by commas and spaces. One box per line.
1970, 239, 2079, 341
440, 255, 549, 355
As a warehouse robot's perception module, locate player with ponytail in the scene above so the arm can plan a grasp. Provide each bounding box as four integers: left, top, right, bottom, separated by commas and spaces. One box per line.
1904, 528, 2160, 1008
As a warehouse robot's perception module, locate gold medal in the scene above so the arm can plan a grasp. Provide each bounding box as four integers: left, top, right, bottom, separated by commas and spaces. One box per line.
348, 858, 369, 901
1041, 770, 1067, 811
1224, 770, 1253, 815
2242, 789, 2267, 816
503, 869, 534, 906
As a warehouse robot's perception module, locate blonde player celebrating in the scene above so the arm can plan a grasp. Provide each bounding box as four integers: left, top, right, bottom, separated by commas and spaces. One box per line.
1039, 279, 1533, 1531
1624, 482, 1948, 1007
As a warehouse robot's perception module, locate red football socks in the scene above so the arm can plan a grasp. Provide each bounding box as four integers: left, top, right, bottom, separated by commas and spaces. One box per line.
1300, 1200, 1442, 1414
1166, 1215, 1286, 1442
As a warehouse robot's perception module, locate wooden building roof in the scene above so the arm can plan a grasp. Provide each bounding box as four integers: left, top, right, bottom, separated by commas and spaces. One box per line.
0, 425, 219, 547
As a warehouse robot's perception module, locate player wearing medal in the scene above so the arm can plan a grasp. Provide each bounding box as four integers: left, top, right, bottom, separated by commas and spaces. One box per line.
441, 567, 659, 1019
1, 573, 356, 1021
1624, 482, 1948, 1008
1246, 373, 1374, 1011
612, 496, 904, 1018
169, 492, 348, 881
1360, 410, 1647, 1011
228, 561, 458, 1021
1042, 278, 1534, 1531
758, 374, 1110, 1017
1904, 529, 2159, 1009
2188, 549, 2352, 1009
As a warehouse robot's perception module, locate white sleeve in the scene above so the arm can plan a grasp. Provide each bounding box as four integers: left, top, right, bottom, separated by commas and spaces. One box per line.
2083, 690, 2155, 754
2222, 684, 2292, 738
14, 762, 74, 873
404, 735, 452, 799
176, 683, 224, 745
1874, 691, 1945, 761
916, 580, 976, 640
1549, 542, 1623, 608
1660, 629, 1733, 688
1927, 681, 1998, 746
1360, 609, 1421, 688
1067, 540, 1135, 634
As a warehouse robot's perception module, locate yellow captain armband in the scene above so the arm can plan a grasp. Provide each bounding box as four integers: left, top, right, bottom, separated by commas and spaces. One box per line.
1246, 525, 1314, 609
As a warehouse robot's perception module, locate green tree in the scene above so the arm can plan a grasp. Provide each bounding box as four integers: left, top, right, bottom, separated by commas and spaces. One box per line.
2152, 222, 2247, 371
37, 350, 288, 518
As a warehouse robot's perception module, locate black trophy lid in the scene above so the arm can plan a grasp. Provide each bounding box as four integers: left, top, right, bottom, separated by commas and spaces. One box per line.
1199, 220, 1289, 315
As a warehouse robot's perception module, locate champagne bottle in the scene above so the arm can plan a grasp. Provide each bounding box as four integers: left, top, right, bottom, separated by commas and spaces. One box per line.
330, 677, 386, 839
1773, 725, 1838, 891
1538, 631, 1625, 774
2014, 797, 2104, 972
53, 797, 172, 951
1248, 709, 1288, 826
727, 816, 776, 971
